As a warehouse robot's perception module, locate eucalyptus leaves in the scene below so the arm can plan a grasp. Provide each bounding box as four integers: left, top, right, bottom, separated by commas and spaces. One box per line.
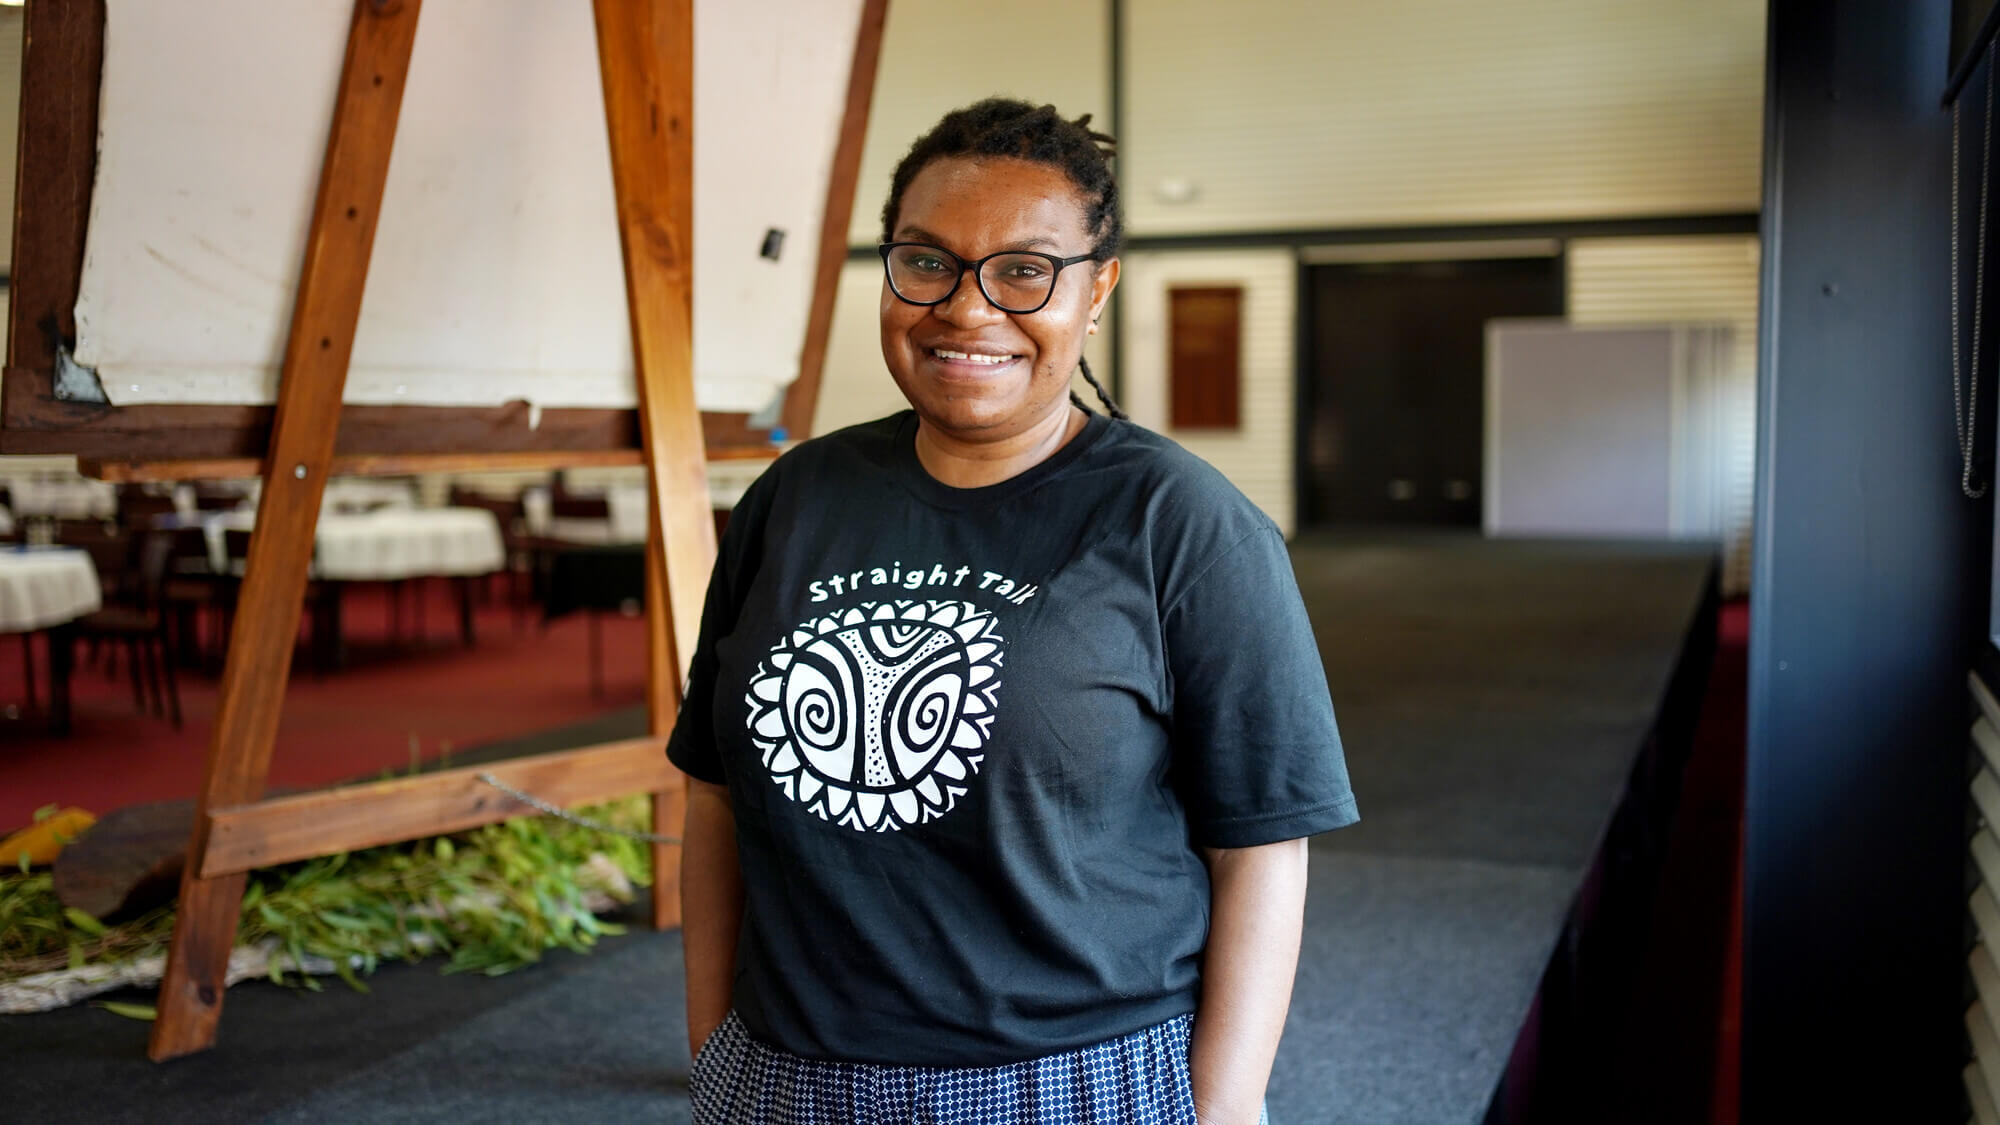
0, 795, 654, 1014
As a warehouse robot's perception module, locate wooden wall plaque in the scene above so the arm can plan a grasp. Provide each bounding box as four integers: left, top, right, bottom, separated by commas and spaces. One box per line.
1168, 285, 1243, 430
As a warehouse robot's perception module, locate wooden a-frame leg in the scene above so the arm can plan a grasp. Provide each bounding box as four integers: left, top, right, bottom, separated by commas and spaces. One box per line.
148, 0, 421, 1061
646, 508, 685, 929
593, 0, 710, 933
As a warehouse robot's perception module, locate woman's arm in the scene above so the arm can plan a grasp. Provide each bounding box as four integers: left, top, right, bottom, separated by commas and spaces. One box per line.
1189, 837, 1310, 1125
682, 776, 744, 1060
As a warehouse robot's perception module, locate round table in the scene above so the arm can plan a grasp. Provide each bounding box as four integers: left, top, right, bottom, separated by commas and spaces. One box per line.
0, 548, 104, 735
0, 548, 102, 632
207, 507, 505, 581
202, 508, 506, 661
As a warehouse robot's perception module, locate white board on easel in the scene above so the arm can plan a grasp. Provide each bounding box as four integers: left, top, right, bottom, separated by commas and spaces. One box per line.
71, 0, 864, 418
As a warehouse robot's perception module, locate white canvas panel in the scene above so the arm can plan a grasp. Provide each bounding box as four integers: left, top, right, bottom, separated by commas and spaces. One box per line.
73, 0, 862, 414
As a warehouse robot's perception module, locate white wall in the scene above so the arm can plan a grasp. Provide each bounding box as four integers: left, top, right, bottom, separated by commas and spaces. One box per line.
1124, 0, 1765, 234
1120, 250, 1297, 534
1568, 235, 1761, 593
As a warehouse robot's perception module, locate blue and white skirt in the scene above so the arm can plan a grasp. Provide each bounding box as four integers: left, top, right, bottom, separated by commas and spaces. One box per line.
689, 1010, 1268, 1125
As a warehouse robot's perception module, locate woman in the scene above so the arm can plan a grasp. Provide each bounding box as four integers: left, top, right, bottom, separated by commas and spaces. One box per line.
669, 99, 1357, 1125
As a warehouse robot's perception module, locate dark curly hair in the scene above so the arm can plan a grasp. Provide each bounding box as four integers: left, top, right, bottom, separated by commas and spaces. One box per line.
880, 98, 1126, 419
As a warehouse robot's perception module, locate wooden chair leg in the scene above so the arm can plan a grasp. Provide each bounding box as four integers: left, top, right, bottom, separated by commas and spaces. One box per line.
142, 638, 166, 718
125, 637, 146, 711
158, 623, 182, 729
457, 575, 476, 647
589, 610, 603, 700
21, 632, 37, 712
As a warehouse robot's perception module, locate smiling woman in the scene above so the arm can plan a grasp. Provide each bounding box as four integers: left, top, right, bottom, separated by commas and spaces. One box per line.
667, 98, 1356, 1125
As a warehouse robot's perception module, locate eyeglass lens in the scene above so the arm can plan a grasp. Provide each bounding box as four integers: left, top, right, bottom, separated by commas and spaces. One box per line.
884, 245, 1060, 313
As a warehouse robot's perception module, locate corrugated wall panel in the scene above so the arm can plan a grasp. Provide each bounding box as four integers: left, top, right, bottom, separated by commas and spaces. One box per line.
1124, 0, 1763, 235
1568, 236, 1759, 595
847, 0, 1109, 244
1120, 249, 1296, 534
0, 8, 20, 272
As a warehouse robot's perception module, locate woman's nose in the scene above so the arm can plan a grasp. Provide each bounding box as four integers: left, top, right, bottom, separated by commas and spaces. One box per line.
932, 269, 1009, 326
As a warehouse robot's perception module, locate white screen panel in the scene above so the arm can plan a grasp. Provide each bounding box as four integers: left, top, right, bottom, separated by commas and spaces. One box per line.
1569, 236, 1760, 595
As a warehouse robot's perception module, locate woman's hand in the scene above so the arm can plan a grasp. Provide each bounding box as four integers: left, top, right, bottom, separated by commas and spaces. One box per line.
682, 776, 743, 1064
1189, 837, 1310, 1125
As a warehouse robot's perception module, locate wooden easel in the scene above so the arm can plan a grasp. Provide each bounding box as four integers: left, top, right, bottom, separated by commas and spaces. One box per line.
59, 0, 893, 1060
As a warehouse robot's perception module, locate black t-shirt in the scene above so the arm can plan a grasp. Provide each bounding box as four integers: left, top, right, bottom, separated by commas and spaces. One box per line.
667, 410, 1357, 1068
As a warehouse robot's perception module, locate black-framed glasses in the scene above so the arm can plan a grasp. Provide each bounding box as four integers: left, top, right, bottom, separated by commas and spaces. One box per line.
878, 242, 1097, 315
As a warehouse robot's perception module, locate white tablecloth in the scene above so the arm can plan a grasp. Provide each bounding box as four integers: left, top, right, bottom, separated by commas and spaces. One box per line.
518, 465, 766, 545
208, 508, 505, 581
5, 479, 118, 520
521, 485, 650, 545
0, 548, 103, 632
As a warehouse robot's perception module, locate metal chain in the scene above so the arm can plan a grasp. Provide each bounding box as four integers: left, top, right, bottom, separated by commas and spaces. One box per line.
1955, 41, 1995, 500
475, 771, 683, 844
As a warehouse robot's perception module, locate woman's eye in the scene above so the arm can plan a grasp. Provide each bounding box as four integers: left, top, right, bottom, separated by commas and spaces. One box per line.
908, 255, 950, 273
1003, 263, 1047, 280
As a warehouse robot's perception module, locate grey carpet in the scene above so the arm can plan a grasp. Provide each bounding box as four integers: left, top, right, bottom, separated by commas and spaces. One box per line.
0, 531, 1714, 1123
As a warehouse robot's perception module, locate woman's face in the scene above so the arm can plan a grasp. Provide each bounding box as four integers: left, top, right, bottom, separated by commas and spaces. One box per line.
881, 156, 1118, 446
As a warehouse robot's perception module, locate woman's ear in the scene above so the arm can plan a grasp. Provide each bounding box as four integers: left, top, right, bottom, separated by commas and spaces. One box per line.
1089, 258, 1121, 324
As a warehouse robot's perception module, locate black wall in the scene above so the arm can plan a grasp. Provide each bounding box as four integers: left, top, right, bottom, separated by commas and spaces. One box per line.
1748, 1, 1991, 1117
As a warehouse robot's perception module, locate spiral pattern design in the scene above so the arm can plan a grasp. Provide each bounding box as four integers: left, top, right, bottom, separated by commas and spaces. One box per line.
746, 600, 1005, 831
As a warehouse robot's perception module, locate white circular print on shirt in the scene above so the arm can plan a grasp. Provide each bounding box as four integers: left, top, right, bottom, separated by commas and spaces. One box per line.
745, 600, 1004, 831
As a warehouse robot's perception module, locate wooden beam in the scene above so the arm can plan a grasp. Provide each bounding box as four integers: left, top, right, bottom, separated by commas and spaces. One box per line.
592, 0, 713, 674
593, 0, 711, 933
79, 445, 775, 484
150, 0, 422, 1062
80, 449, 648, 483
781, 0, 889, 441
2, 394, 787, 463
200, 739, 676, 877
6, 0, 102, 405
646, 507, 685, 930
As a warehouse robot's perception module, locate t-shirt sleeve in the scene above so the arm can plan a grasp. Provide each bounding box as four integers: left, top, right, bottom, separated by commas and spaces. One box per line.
665, 470, 775, 786
1165, 526, 1358, 848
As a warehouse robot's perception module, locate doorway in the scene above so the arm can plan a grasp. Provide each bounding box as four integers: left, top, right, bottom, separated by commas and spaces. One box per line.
1300, 256, 1564, 527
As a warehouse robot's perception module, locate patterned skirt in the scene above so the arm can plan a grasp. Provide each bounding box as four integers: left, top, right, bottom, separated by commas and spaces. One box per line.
689, 1010, 1268, 1125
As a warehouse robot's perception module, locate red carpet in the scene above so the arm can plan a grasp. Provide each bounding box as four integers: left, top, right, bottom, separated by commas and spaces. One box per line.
1604, 597, 1748, 1122
0, 581, 650, 834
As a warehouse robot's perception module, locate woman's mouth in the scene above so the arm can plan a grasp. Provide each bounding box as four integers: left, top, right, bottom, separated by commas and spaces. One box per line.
929, 347, 1018, 368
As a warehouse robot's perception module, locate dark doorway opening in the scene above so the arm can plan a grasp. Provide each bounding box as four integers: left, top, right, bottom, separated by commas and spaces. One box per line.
1300, 256, 1565, 528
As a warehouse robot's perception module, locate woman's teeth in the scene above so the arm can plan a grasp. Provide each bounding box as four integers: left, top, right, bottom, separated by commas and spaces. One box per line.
932, 349, 1012, 365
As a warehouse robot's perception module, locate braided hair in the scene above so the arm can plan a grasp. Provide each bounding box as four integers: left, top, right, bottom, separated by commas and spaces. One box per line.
881, 98, 1127, 420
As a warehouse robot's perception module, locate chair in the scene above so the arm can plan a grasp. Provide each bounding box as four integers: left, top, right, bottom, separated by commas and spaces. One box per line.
115, 485, 178, 530
221, 528, 343, 672
191, 484, 249, 511
54, 519, 137, 605
74, 529, 181, 726
159, 526, 231, 669
448, 486, 535, 620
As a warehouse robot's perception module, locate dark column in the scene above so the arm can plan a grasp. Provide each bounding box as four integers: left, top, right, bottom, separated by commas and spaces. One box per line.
1748, 1, 1988, 1118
